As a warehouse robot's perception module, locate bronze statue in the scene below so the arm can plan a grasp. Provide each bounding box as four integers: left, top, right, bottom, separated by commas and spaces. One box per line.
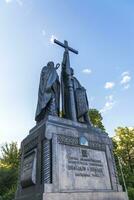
35, 61, 60, 123
70, 68, 91, 125
54, 39, 91, 125
35, 39, 91, 126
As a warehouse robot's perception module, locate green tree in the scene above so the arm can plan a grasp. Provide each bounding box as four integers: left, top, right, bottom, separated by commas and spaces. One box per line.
0, 142, 20, 168
113, 127, 134, 200
0, 142, 20, 200
0, 167, 17, 197
88, 108, 105, 131
113, 127, 134, 174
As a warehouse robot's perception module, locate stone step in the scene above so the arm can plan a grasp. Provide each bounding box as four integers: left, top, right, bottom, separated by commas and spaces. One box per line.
43, 192, 128, 200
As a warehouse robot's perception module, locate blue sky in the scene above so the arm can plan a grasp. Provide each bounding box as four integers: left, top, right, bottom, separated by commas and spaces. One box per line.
0, 0, 134, 144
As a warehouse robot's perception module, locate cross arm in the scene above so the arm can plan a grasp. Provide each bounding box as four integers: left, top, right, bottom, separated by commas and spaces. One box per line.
54, 39, 78, 54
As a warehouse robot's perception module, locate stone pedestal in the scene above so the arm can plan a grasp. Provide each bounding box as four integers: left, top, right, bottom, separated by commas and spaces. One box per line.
15, 116, 128, 200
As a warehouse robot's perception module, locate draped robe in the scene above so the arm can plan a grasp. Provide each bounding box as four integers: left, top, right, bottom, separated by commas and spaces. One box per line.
35, 64, 60, 122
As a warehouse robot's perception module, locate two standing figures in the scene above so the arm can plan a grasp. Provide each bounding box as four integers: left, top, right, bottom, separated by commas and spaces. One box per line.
35, 40, 91, 126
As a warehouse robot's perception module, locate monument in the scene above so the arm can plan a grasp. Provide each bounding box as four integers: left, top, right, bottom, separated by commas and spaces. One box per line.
15, 39, 128, 200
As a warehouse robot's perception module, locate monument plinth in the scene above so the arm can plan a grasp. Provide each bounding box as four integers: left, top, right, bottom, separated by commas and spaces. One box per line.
15, 39, 128, 200
15, 116, 127, 200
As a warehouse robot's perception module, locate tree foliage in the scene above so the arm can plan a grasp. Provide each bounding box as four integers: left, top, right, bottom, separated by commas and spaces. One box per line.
88, 109, 105, 131
113, 127, 134, 175
0, 167, 17, 197
0, 142, 20, 168
0, 142, 20, 200
113, 127, 134, 200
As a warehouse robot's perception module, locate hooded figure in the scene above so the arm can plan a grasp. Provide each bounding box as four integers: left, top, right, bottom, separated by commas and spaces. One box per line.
35, 61, 60, 123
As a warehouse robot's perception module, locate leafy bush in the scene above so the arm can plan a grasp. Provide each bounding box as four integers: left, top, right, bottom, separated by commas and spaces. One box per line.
2, 185, 16, 200
0, 167, 18, 196
0, 142, 20, 200
128, 187, 134, 200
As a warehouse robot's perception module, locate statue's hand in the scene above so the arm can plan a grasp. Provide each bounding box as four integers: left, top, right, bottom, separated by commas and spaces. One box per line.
55, 63, 60, 70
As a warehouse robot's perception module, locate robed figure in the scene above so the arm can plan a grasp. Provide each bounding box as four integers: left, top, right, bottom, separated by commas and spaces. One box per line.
70, 68, 91, 124
35, 61, 60, 123
61, 46, 91, 125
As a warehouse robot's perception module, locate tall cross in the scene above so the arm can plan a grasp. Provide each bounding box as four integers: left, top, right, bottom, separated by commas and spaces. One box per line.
54, 39, 78, 55
54, 39, 78, 122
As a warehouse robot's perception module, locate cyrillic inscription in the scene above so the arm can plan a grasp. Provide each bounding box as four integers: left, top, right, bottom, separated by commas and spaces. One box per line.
58, 145, 111, 190
67, 148, 104, 178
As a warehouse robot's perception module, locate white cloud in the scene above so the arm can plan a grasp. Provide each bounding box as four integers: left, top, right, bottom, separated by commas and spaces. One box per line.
104, 82, 115, 89
120, 71, 131, 90
5, 0, 12, 3
124, 84, 130, 90
120, 75, 131, 84
100, 95, 116, 114
82, 68, 92, 75
121, 71, 129, 77
50, 35, 57, 44
5, 0, 23, 5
